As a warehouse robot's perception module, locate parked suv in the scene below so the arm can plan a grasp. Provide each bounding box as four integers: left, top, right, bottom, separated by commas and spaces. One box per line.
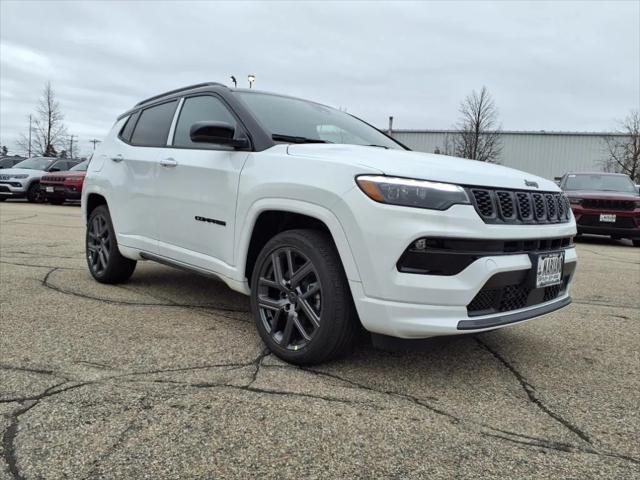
559, 172, 640, 246
41, 160, 89, 204
0, 157, 79, 202
82, 82, 577, 364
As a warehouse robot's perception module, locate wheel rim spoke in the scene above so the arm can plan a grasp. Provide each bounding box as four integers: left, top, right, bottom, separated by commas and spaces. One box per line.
258, 295, 287, 311
257, 245, 322, 351
297, 297, 320, 328
289, 261, 313, 288
271, 253, 284, 286
279, 312, 295, 347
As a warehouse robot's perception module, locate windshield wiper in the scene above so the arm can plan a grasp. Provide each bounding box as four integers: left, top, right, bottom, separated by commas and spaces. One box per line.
365, 144, 389, 149
272, 134, 331, 144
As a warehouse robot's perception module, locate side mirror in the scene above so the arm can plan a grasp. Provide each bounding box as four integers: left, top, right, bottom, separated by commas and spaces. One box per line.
189, 121, 249, 148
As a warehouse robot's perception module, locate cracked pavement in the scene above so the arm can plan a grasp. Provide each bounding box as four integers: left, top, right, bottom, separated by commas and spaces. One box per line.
1, 202, 639, 479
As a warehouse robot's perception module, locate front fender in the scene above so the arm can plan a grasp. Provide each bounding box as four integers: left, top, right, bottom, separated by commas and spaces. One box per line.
235, 197, 362, 285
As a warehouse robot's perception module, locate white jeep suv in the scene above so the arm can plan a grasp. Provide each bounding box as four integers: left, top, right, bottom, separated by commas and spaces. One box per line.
82, 82, 577, 364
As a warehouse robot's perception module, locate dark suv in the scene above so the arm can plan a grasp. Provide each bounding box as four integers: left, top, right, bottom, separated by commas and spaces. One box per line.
559, 172, 640, 246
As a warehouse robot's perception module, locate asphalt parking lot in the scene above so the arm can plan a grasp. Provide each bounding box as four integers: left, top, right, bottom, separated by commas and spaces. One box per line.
0, 202, 638, 479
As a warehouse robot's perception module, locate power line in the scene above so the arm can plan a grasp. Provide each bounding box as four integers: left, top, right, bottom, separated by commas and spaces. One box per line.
89, 139, 101, 150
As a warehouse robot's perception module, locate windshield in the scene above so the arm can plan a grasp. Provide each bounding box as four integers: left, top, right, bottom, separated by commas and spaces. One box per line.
70, 161, 88, 172
564, 174, 637, 193
13, 157, 54, 171
237, 91, 404, 150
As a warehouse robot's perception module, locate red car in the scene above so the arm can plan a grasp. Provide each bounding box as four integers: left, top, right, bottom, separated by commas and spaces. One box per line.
559, 172, 640, 246
40, 161, 88, 205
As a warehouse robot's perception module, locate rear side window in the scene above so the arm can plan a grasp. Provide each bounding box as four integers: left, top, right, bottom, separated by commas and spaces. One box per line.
173, 96, 237, 148
130, 101, 178, 147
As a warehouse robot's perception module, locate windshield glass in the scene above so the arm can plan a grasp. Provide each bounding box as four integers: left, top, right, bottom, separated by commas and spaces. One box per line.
13, 157, 54, 170
564, 174, 636, 193
237, 92, 404, 149
70, 161, 88, 172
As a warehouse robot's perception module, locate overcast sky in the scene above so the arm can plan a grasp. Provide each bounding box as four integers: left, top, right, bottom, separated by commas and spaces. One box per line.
1, 0, 638, 157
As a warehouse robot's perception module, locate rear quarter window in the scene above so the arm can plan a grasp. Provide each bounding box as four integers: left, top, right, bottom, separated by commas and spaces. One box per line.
119, 111, 140, 142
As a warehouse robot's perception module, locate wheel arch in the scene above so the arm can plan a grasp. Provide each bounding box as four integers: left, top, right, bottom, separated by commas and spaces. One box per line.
238, 199, 361, 287
85, 192, 108, 222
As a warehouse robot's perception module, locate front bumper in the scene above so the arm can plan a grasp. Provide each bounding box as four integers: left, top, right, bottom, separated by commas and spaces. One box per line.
41, 183, 82, 200
573, 205, 640, 239
335, 188, 577, 338
0, 182, 27, 198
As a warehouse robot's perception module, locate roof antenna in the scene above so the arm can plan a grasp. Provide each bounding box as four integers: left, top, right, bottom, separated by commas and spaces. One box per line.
230, 75, 237, 88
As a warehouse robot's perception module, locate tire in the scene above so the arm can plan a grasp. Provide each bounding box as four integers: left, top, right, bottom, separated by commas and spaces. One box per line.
26, 182, 44, 203
633, 239, 640, 247
86, 205, 136, 283
0, 198, 6, 202
250, 229, 358, 365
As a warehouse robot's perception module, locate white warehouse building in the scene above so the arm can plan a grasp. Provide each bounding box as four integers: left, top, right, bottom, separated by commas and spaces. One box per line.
390, 130, 623, 181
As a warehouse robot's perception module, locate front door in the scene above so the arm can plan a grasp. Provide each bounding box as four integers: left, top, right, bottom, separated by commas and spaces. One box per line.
155, 95, 249, 273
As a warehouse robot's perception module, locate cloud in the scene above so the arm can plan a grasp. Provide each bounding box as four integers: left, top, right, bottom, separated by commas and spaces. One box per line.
1, 0, 638, 157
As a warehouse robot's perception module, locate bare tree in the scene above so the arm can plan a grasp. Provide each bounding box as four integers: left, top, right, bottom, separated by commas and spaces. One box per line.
17, 82, 67, 157
601, 110, 640, 183
453, 86, 502, 163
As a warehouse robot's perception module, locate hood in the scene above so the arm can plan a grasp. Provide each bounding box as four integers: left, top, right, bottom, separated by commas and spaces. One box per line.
0, 168, 42, 177
564, 190, 639, 200
43, 171, 85, 179
287, 144, 559, 192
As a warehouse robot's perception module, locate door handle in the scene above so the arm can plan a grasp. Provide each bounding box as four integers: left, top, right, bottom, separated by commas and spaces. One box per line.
111, 154, 124, 163
160, 157, 178, 168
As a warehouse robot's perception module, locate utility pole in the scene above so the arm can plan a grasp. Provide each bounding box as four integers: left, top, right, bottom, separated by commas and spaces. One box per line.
89, 139, 101, 150
28, 114, 32, 158
68, 135, 77, 159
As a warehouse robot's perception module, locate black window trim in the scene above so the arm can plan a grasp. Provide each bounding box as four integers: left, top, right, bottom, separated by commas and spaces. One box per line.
126, 99, 179, 148
167, 92, 253, 152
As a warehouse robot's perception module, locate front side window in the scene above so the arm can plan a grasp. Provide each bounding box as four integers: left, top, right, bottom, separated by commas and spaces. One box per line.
173, 96, 238, 148
564, 174, 636, 193
130, 100, 178, 147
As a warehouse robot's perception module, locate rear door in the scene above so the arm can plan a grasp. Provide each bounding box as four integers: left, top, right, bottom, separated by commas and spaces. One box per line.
155, 94, 250, 271
108, 100, 178, 253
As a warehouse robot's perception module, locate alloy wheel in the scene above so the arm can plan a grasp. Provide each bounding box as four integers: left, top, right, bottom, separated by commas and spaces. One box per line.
87, 214, 111, 276
257, 247, 322, 351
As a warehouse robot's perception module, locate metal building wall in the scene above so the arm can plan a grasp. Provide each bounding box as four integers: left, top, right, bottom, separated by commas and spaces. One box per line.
391, 130, 621, 180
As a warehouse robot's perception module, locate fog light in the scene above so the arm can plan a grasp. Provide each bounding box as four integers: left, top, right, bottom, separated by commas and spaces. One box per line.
414, 238, 427, 250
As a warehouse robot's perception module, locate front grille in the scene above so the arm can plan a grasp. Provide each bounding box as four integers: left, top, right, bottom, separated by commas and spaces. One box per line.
0, 185, 10, 193
581, 198, 635, 211
577, 215, 637, 229
467, 290, 499, 312
467, 276, 571, 316
499, 284, 529, 311
473, 189, 494, 217
44, 177, 66, 183
469, 188, 570, 224
496, 191, 516, 219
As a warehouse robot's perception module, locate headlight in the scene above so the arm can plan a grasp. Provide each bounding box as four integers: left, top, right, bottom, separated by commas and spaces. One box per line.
356, 175, 470, 210
568, 197, 582, 205
10, 174, 28, 179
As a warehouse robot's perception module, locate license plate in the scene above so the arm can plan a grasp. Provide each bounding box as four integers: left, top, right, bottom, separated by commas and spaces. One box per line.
536, 252, 564, 288
45, 186, 54, 193
599, 214, 616, 223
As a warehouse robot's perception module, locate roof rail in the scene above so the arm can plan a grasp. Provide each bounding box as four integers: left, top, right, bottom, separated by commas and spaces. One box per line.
135, 82, 227, 106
